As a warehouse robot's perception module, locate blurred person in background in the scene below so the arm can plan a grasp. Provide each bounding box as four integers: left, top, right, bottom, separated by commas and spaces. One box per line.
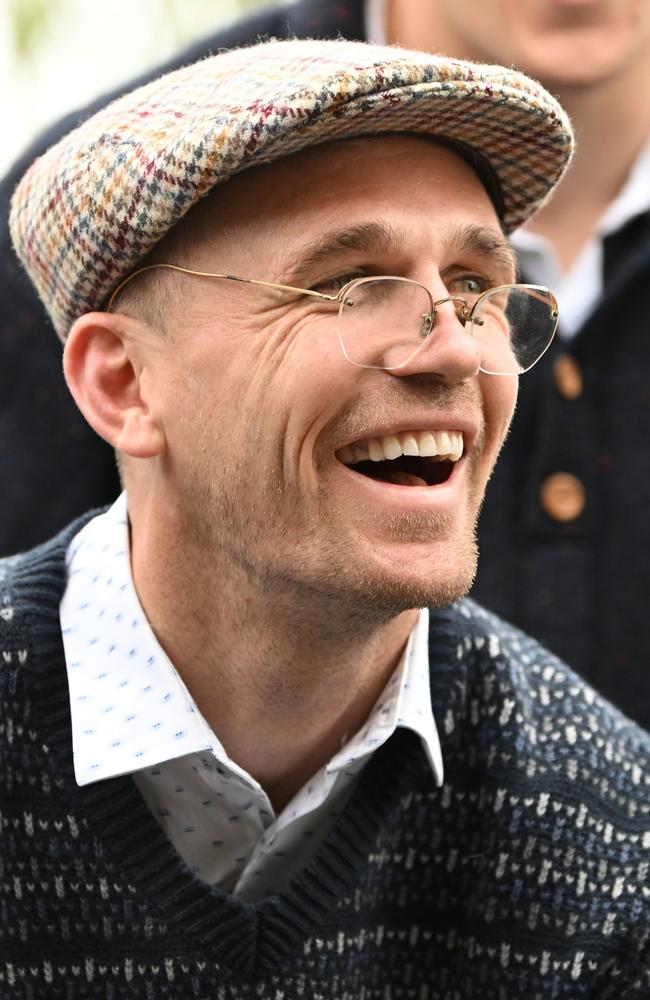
5, 35, 650, 998
2, 0, 650, 728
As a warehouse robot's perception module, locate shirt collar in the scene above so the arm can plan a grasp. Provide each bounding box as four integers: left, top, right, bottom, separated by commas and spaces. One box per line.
364, 0, 388, 44
61, 493, 443, 787
597, 133, 650, 237
61, 493, 216, 785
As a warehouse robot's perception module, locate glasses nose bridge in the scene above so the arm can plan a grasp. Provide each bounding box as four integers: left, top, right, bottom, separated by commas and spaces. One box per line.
417, 294, 472, 341
397, 288, 481, 380
428, 295, 472, 333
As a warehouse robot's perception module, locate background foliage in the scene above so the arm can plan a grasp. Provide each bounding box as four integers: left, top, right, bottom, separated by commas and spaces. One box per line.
6, 0, 269, 65
2, 0, 275, 173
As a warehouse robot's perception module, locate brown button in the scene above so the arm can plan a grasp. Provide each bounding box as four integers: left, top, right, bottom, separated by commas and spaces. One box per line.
554, 354, 583, 399
540, 472, 586, 522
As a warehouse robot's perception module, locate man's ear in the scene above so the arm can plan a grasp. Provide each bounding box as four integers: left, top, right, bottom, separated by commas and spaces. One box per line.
63, 312, 167, 458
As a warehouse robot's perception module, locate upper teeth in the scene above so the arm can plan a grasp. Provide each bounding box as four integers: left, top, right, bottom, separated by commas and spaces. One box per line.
338, 430, 464, 465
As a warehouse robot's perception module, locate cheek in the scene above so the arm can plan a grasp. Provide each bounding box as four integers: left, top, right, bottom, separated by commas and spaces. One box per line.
481, 375, 518, 453
162, 311, 349, 477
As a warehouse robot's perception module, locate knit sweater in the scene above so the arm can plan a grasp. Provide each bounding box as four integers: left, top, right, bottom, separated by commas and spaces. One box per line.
1, 520, 650, 999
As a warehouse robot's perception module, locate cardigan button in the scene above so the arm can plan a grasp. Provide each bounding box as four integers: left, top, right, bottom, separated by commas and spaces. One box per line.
554, 353, 583, 399
540, 472, 586, 522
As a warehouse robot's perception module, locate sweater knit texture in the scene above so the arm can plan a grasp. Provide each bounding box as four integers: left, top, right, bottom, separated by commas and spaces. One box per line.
1, 518, 650, 999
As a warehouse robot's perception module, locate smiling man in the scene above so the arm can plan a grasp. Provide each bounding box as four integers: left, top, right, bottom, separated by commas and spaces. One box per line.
5, 1, 650, 732
3, 38, 650, 999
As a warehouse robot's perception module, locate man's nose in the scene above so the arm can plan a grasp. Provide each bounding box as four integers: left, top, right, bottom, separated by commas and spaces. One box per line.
387, 299, 482, 382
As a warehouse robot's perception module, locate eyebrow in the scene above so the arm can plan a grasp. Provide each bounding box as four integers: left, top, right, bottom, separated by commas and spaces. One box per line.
282, 221, 399, 284
281, 218, 518, 285
445, 222, 518, 280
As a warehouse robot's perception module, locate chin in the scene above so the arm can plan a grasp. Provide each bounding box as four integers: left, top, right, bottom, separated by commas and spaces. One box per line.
525, 42, 636, 92
343, 542, 479, 617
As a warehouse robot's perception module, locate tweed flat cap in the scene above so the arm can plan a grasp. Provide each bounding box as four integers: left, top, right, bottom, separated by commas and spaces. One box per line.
10, 38, 574, 341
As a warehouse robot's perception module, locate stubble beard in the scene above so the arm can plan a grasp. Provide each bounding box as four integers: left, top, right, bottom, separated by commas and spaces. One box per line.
173, 445, 481, 638
173, 375, 490, 635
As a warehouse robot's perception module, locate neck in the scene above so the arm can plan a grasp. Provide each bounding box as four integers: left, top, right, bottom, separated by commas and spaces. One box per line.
526, 58, 650, 269
129, 497, 417, 811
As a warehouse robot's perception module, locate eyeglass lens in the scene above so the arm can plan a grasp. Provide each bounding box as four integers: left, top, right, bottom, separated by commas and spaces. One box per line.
336, 277, 557, 374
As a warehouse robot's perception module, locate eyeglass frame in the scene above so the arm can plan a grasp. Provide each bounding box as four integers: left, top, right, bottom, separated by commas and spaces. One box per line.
106, 263, 559, 376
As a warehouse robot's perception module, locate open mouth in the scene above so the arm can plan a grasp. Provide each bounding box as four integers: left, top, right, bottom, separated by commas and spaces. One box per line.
336, 430, 464, 488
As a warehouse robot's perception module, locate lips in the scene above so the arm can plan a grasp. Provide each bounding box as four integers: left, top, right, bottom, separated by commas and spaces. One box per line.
336, 429, 464, 487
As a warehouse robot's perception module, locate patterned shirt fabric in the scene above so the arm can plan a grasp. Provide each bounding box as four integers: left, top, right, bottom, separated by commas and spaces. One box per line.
60, 494, 442, 900
2, 519, 650, 998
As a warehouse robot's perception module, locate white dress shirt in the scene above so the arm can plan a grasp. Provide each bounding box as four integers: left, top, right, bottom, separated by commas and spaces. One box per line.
60, 494, 443, 901
365, 0, 650, 338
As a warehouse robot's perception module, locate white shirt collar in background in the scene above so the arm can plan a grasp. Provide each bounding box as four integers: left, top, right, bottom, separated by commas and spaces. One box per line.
365, 0, 387, 44
511, 136, 650, 339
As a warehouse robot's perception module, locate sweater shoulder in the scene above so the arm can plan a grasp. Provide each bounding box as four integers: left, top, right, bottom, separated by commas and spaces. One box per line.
442, 597, 650, 800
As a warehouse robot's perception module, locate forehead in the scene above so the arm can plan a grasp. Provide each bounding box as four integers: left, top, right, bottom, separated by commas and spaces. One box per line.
183, 135, 505, 269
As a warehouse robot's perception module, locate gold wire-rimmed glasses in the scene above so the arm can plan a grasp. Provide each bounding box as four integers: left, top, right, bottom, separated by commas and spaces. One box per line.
107, 263, 559, 376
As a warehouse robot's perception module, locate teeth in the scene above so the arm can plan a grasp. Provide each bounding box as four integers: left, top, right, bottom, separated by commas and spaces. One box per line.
382, 435, 402, 460
418, 431, 438, 458
438, 431, 452, 454
401, 433, 419, 456
338, 430, 464, 465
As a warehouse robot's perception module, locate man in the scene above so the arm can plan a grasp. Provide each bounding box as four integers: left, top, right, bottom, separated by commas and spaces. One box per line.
3, 35, 650, 998
2, 0, 649, 729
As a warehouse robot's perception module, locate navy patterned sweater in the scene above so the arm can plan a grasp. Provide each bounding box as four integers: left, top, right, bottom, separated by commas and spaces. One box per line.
1, 519, 649, 998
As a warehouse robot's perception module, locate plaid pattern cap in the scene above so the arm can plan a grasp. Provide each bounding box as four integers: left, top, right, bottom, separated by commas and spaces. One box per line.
10, 38, 574, 341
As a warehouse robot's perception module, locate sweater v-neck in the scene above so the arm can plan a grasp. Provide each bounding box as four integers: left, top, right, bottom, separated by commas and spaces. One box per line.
14, 516, 460, 975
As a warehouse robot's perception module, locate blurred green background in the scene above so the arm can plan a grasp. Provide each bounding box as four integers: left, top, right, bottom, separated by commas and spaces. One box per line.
2, 0, 276, 173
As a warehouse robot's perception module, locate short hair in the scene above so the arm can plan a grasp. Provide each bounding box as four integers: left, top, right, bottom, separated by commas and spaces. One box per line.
107, 192, 212, 333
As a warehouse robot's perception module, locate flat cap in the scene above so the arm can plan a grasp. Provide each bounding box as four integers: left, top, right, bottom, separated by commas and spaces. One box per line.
10, 38, 574, 340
